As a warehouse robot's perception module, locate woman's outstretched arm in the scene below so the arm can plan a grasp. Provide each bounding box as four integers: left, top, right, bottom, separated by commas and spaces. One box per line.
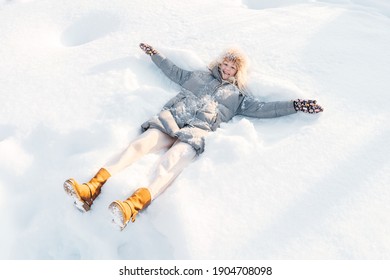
139, 43, 192, 86
236, 95, 323, 119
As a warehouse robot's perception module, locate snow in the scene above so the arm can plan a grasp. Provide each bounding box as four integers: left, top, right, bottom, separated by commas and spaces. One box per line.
0, 0, 389, 260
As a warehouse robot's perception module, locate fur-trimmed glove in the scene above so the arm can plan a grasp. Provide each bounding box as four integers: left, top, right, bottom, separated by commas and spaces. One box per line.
139, 43, 158, 56
293, 99, 324, 114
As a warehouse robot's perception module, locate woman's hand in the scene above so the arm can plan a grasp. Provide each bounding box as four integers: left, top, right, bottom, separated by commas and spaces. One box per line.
294, 99, 324, 114
139, 43, 158, 56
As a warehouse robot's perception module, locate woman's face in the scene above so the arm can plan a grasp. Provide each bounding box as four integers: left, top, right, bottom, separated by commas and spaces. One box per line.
220, 59, 238, 80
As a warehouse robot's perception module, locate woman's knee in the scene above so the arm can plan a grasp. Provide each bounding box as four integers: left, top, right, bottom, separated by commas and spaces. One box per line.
160, 142, 196, 170
173, 141, 197, 159
131, 129, 175, 153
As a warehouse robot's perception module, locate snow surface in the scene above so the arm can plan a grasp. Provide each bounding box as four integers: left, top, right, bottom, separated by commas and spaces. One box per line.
0, 0, 389, 260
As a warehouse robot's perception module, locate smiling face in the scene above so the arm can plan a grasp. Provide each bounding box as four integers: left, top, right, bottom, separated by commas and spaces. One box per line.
220, 59, 238, 80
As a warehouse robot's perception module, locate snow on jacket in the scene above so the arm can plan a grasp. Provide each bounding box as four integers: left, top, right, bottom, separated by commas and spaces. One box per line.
141, 53, 297, 154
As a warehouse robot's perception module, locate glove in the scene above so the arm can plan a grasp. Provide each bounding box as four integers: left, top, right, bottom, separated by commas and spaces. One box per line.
293, 99, 324, 114
139, 43, 158, 56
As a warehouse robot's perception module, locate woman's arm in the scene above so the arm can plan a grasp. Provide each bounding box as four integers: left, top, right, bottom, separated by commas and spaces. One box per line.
236, 95, 297, 118
236, 94, 324, 118
140, 43, 192, 86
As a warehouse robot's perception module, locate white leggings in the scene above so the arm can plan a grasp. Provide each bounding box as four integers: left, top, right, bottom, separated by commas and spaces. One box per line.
104, 129, 196, 200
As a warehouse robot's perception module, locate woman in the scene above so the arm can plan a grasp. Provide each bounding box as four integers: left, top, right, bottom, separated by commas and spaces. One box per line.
64, 43, 323, 230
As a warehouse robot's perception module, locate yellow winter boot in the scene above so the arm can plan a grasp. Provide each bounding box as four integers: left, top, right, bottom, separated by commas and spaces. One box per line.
63, 168, 111, 212
108, 188, 151, 230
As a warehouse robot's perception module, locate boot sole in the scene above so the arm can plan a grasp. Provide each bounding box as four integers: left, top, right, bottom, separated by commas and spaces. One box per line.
108, 201, 128, 231
63, 179, 91, 212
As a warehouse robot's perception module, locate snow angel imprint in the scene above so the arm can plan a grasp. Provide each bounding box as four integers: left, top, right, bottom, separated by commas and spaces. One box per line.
63, 43, 324, 230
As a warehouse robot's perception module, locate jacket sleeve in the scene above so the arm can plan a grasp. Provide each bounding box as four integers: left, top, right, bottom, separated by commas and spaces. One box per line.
151, 53, 192, 86
236, 95, 297, 118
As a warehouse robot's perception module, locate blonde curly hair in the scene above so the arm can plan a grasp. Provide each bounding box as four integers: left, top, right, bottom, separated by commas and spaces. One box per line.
209, 47, 249, 90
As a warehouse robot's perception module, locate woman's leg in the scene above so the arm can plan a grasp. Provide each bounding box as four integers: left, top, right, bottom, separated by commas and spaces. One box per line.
148, 141, 197, 200
108, 140, 196, 229
104, 129, 175, 176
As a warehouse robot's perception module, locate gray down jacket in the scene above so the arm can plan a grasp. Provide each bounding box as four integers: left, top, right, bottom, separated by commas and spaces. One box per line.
141, 53, 297, 154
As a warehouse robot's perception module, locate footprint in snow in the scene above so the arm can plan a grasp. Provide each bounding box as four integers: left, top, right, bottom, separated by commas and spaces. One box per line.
61, 11, 120, 47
